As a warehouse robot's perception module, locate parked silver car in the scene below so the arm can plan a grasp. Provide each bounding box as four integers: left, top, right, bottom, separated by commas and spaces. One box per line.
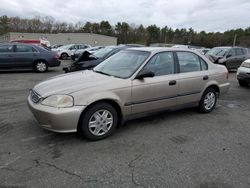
53, 44, 90, 60
28, 47, 230, 140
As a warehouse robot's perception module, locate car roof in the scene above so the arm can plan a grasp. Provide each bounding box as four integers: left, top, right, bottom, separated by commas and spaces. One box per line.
0, 42, 37, 47
127, 47, 201, 53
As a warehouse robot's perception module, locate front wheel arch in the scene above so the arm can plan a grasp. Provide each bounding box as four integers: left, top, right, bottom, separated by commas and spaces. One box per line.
77, 99, 123, 134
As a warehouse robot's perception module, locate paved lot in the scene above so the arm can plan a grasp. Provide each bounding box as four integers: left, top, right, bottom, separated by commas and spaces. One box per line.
0, 62, 250, 188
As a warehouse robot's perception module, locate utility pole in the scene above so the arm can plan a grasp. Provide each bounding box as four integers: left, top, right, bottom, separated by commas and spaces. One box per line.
233, 34, 237, 46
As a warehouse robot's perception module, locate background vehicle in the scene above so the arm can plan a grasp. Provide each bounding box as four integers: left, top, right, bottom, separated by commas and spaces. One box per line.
11, 39, 51, 48
71, 46, 104, 61
28, 48, 230, 140
0, 43, 60, 72
53, 44, 91, 60
196, 48, 210, 55
237, 59, 250, 86
206, 46, 250, 69
63, 45, 132, 73
51, 44, 63, 49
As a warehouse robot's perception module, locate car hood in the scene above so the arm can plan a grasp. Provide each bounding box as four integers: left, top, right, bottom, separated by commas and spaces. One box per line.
33, 70, 118, 97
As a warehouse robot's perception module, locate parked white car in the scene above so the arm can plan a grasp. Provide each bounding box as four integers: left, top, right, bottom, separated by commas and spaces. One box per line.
53, 44, 90, 60
237, 59, 250, 86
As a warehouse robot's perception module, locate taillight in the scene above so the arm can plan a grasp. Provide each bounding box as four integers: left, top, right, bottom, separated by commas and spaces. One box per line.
53, 53, 59, 59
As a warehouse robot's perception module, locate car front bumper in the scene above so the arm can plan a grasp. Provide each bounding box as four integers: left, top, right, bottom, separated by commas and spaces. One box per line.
237, 67, 250, 82
27, 95, 85, 133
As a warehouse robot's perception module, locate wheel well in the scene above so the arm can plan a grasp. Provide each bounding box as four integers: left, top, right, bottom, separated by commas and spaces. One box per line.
77, 99, 122, 132
206, 85, 220, 96
33, 59, 48, 66
61, 53, 68, 57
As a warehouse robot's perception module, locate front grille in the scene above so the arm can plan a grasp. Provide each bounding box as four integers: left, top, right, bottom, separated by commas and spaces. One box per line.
30, 90, 41, 103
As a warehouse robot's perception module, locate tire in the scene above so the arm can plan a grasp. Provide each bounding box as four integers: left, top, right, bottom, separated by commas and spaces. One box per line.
61, 53, 68, 60
79, 102, 118, 140
33, 60, 48, 73
199, 88, 217, 113
239, 80, 249, 87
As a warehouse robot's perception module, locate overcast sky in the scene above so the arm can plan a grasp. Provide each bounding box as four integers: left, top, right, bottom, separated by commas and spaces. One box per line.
0, 0, 250, 32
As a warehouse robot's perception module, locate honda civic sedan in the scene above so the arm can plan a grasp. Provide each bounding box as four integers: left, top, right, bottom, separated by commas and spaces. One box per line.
28, 47, 230, 140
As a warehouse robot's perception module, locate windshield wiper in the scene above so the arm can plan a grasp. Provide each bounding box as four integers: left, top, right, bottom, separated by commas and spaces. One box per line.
93, 70, 112, 76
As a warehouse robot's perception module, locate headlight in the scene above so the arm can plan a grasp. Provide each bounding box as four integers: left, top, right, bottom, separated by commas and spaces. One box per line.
41, 95, 74, 108
241, 62, 250, 68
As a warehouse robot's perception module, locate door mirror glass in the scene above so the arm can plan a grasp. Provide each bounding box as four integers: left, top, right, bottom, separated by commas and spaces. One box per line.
136, 70, 155, 79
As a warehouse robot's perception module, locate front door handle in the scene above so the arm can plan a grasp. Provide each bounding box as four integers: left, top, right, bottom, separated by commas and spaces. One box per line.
169, 80, 176, 86
203, 76, 209, 80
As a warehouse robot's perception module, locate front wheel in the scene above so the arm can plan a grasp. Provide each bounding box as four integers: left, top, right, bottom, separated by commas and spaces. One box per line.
199, 88, 217, 113
34, 60, 48, 73
79, 102, 118, 140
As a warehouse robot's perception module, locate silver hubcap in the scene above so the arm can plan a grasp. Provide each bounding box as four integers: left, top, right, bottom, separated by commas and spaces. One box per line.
204, 92, 216, 110
88, 110, 113, 136
36, 62, 47, 72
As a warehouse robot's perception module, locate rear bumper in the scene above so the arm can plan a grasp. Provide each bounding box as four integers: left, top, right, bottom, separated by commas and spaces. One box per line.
27, 95, 85, 133
48, 59, 61, 67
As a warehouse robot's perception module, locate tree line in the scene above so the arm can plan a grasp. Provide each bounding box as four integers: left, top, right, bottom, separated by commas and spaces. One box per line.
1, 15, 250, 48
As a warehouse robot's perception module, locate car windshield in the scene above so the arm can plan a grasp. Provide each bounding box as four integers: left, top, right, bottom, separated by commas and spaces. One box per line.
92, 47, 114, 58
93, 50, 150, 79
207, 47, 230, 57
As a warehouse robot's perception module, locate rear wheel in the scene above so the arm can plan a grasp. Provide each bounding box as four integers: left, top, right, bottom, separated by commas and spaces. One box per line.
34, 60, 48, 73
79, 102, 118, 140
199, 88, 217, 113
61, 53, 68, 60
239, 80, 249, 87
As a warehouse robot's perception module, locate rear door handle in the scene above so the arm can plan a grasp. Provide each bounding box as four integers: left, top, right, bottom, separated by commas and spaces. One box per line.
203, 76, 209, 80
169, 80, 176, 86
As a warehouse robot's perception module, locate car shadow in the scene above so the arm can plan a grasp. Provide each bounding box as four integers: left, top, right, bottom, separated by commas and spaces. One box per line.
116, 107, 199, 134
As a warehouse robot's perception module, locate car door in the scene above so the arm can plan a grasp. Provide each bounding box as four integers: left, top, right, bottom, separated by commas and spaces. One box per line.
14, 45, 38, 67
225, 48, 237, 69
131, 52, 178, 115
0, 44, 15, 68
235, 48, 247, 68
176, 51, 209, 105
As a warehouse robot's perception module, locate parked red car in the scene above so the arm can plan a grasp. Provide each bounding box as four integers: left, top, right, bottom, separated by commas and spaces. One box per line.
10, 39, 51, 48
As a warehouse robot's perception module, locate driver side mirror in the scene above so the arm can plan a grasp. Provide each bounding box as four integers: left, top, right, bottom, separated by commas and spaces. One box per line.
226, 54, 232, 58
135, 70, 155, 79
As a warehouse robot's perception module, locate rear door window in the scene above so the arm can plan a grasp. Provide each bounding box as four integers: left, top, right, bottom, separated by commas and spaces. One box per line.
15, 45, 35, 53
0, 45, 14, 53
176, 52, 202, 73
